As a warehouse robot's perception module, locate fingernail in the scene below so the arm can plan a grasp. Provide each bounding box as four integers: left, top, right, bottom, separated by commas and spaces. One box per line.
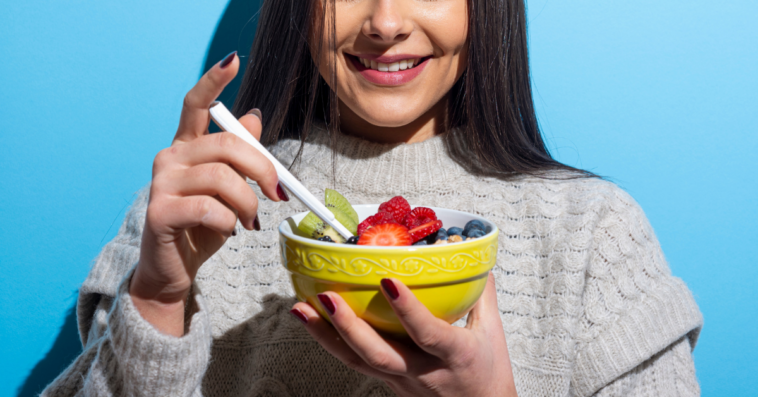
277, 183, 290, 202
219, 51, 237, 69
253, 216, 261, 231
246, 108, 263, 123
231, 228, 237, 237
381, 279, 399, 300
290, 309, 308, 325
317, 293, 336, 316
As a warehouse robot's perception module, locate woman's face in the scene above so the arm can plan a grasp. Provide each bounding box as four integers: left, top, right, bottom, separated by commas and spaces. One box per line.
314, 0, 468, 138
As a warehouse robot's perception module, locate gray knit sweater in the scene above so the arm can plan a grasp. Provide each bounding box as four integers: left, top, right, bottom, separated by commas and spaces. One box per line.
43, 131, 703, 396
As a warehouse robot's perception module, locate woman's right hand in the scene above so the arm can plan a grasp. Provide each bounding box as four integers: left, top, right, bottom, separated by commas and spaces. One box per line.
129, 52, 286, 336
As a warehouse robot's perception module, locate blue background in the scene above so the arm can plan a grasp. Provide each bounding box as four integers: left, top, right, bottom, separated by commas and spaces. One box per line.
1, 0, 755, 395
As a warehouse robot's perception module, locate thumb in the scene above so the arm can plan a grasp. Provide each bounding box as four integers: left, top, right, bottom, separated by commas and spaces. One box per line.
238, 109, 263, 141
466, 272, 503, 331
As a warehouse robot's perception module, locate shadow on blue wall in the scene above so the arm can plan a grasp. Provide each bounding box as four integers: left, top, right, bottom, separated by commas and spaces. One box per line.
16, 1, 262, 395
16, 305, 81, 397
205, 0, 263, 132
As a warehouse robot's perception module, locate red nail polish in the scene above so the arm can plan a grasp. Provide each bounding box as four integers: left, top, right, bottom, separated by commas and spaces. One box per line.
317, 294, 336, 315
219, 51, 237, 69
290, 309, 308, 325
381, 279, 399, 300
253, 216, 261, 231
246, 108, 263, 123
277, 183, 290, 202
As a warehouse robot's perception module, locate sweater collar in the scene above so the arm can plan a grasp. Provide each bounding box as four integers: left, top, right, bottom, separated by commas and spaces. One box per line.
269, 128, 472, 197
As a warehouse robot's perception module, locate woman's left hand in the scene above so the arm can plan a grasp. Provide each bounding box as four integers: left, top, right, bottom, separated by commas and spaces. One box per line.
290, 273, 518, 397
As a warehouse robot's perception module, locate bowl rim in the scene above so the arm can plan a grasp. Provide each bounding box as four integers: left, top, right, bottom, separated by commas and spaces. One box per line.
278, 204, 499, 250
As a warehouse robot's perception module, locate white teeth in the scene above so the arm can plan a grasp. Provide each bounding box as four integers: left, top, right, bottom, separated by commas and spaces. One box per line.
358, 57, 422, 72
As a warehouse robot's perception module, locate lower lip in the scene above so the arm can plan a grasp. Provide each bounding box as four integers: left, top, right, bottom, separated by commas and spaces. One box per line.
349, 56, 430, 86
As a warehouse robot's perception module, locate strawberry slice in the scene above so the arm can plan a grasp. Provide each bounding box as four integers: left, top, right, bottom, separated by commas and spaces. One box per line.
408, 220, 443, 243
358, 223, 412, 246
378, 196, 411, 223
357, 212, 397, 236
403, 207, 437, 229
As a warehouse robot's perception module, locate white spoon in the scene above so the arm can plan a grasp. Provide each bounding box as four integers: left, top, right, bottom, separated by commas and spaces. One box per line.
209, 101, 354, 240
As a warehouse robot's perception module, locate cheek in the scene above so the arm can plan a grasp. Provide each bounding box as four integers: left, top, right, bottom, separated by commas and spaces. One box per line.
426, 1, 469, 59
315, 3, 363, 85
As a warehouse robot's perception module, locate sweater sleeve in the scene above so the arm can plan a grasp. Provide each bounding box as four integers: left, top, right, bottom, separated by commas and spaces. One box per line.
592, 336, 699, 396
41, 185, 213, 396
571, 184, 703, 397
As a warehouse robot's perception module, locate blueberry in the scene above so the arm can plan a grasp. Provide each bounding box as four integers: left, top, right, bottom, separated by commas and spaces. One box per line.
346, 236, 359, 245
413, 240, 428, 246
463, 220, 486, 236
448, 227, 464, 237
466, 229, 485, 238
317, 236, 335, 243
485, 225, 493, 234
436, 228, 448, 241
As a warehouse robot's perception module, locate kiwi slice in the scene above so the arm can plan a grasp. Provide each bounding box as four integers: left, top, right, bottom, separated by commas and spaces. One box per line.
297, 210, 353, 243
325, 189, 359, 225
297, 189, 358, 243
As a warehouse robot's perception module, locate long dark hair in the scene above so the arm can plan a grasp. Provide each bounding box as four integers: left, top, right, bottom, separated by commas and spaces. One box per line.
232, 0, 593, 179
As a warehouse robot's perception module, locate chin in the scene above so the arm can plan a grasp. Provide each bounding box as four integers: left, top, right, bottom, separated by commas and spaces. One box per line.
366, 115, 418, 128
360, 111, 426, 128
349, 100, 430, 128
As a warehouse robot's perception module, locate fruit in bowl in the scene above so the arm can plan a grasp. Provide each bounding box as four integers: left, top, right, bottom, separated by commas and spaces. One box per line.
278, 193, 499, 335
295, 191, 490, 246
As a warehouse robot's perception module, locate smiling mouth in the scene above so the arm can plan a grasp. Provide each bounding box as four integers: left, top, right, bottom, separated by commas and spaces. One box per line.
348, 54, 431, 72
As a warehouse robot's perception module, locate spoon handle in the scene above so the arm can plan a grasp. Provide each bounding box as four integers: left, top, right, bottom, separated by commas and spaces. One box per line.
209, 102, 353, 239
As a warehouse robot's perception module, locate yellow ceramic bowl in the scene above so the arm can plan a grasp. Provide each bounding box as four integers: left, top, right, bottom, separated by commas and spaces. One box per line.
279, 205, 498, 334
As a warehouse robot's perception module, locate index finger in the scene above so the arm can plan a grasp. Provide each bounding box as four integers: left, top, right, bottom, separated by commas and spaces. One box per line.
380, 278, 466, 360
174, 51, 239, 144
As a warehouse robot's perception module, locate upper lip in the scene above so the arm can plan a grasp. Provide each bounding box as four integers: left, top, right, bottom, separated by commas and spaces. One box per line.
349, 53, 430, 63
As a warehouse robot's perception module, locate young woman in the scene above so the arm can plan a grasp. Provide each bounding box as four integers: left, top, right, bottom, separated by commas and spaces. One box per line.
44, 0, 702, 396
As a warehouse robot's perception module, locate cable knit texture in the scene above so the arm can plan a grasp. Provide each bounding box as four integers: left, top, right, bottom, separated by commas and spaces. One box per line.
43, 130, 702, 396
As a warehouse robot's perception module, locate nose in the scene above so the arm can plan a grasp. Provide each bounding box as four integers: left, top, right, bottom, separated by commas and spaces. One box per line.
362, 0, 413, 43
